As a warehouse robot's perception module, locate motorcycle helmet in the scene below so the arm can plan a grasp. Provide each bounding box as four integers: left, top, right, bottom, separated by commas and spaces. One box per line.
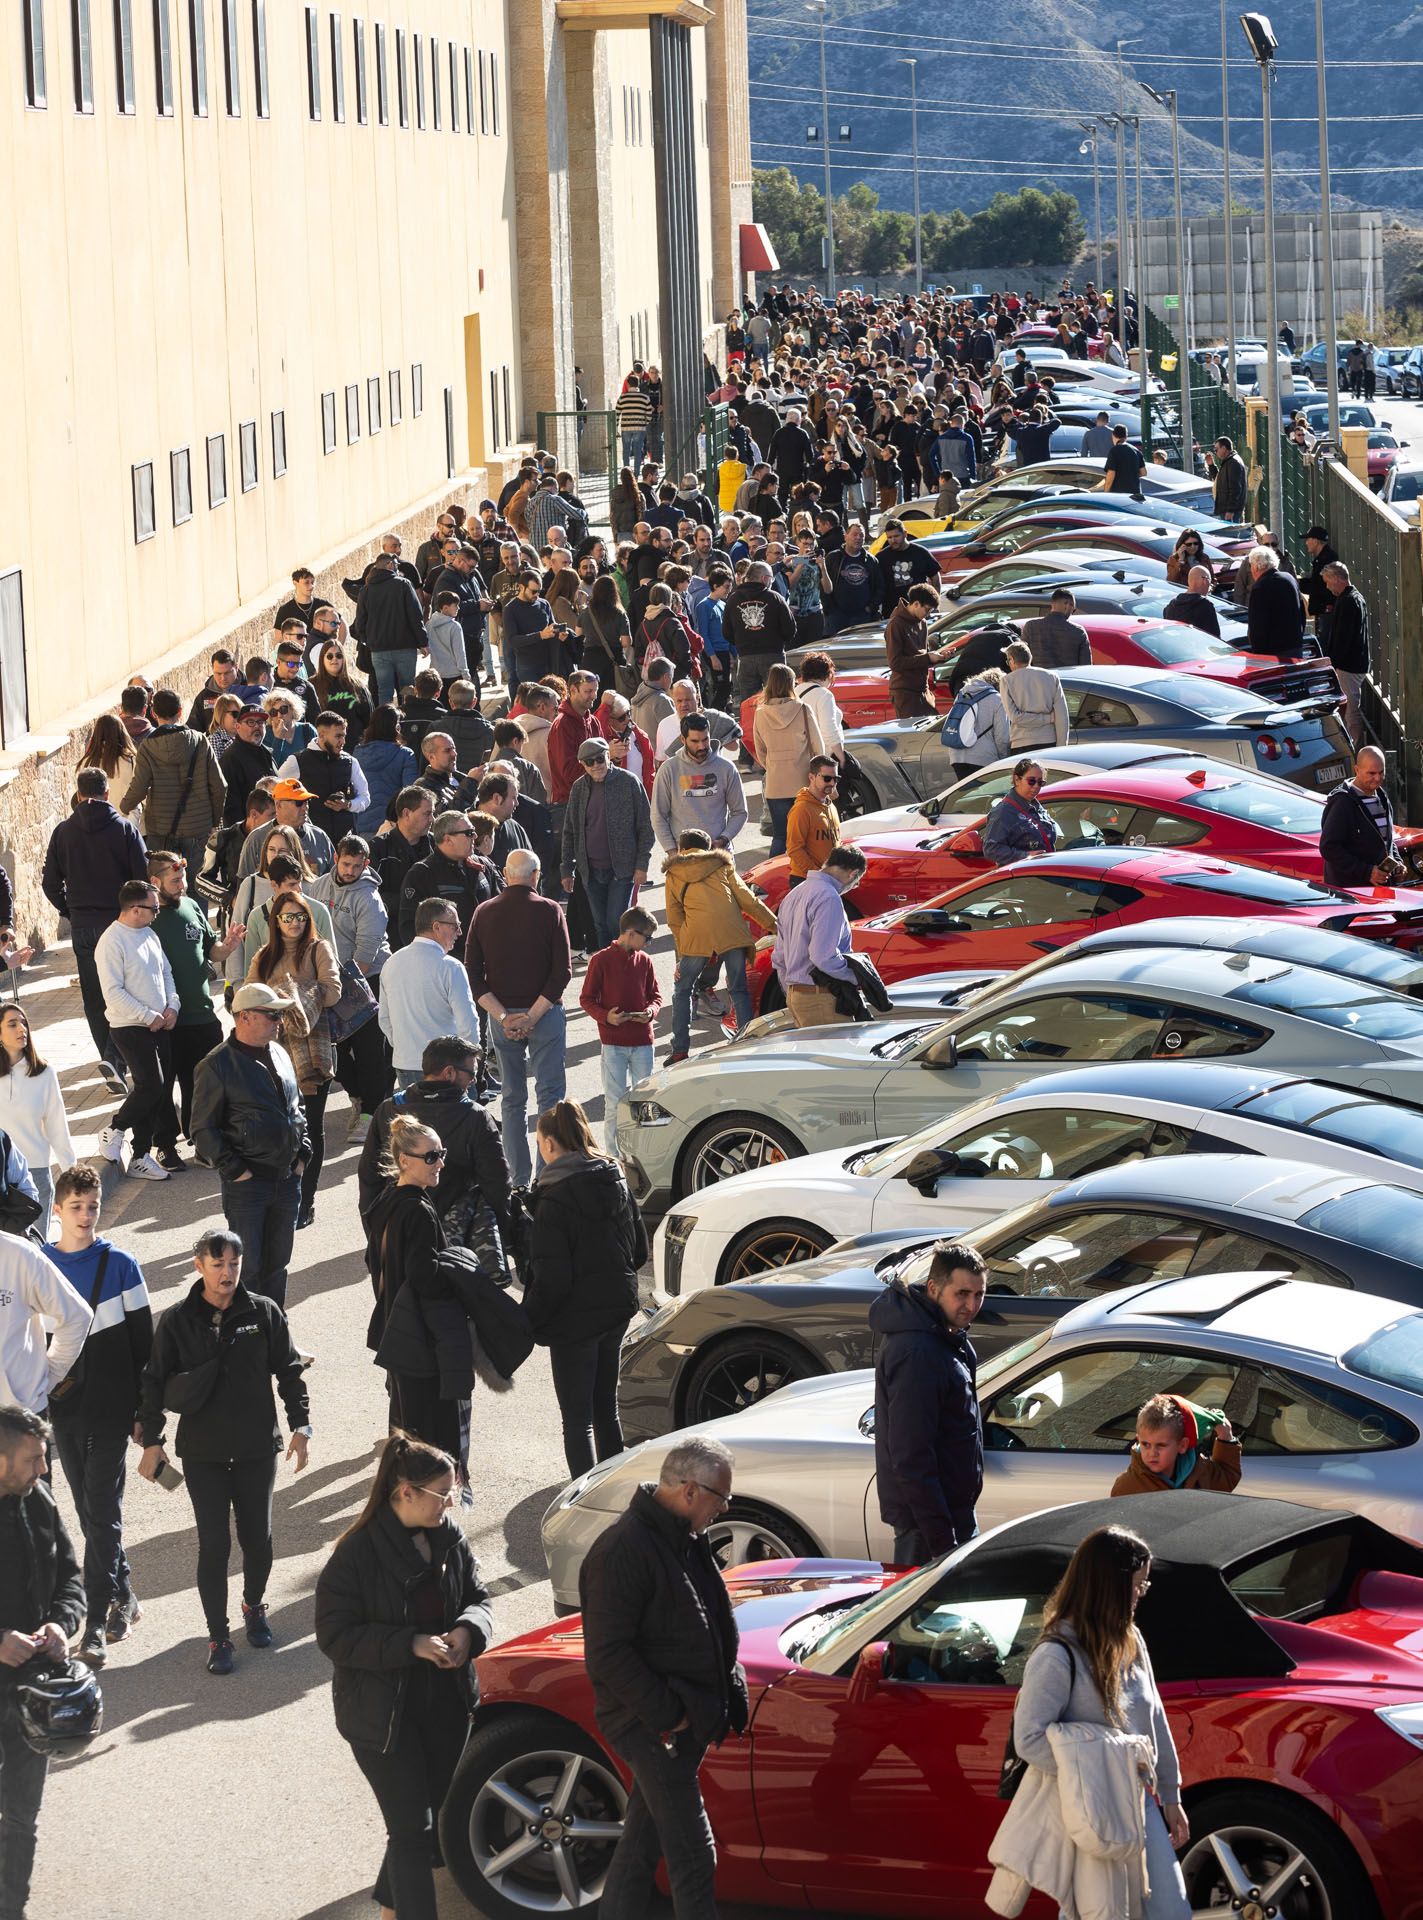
16, 1659, 103, 1757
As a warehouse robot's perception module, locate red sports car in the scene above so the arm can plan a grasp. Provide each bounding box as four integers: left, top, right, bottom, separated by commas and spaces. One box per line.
438, 1494, 1423, 1919
745, 765, 1423, 913
746, 846, 1423, 1014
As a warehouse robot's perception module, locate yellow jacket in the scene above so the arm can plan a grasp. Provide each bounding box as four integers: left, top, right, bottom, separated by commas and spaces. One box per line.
664, 849, 777, 958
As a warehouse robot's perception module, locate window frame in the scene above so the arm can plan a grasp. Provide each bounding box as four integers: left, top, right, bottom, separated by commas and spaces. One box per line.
352, 14, 366, 123
328, 9, 343, 121
411, 362, 423, 417
206, 431, 228, 509
0, 569, 32, 751
187, 0, 205, 114
153, 0, 174, 113
219, 0, 238, 114
388, 367, 401, 425
250, 0, 267, 115
238, 419, 258, 493
132, 461, 156, 543
22, 0, 47, 107
489, 49, 498, 134
373, 19, 387, 123
170, 446, 193, 524
367, 375, 382, 434
412, 28, 424, 127
430, 33, 440, 130
321, 391, 337, 456
395, 24, 407, 126
345, 382, 360, 445
462, 45, 472, 133
477, 46, 487, 133
304, 3, 320, 118
447, 39, 458, 131
71, 0, 94, 113
270, 408, 286, 478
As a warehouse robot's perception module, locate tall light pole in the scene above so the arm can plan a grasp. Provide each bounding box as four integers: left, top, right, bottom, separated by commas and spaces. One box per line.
1315, 0, 1340, 441
899, 57, 922, 295
1241, 12, 1282, 533
1144, 84, 1193, 471
1079, 122, 1103, 291
1220, 0, 1238, 395
1131, 112, 1148, 445
807, 0, 835, 297
1104, 114, 1129, 362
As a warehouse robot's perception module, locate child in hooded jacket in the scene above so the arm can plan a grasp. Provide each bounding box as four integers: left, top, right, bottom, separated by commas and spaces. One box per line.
1110, 1391, 1242, 1498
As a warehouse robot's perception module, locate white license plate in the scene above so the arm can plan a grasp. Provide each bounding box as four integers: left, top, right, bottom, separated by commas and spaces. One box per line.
1315, 762, 1346, 786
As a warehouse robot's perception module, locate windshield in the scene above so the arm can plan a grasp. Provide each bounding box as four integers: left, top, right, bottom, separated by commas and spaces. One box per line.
856, 1114, 959, 1179
1392, 471, 1423, 502
1228, 969, 1423, 1041
1344, 1312, 1423, 1395
1181, 782, 1323, 835
1131, 625, 1236, 665
1148, 674, 1261, 718
1235, 1081, 1423, 1170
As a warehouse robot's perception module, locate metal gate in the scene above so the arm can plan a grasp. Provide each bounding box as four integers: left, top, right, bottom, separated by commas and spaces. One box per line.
534, 409, 616, 529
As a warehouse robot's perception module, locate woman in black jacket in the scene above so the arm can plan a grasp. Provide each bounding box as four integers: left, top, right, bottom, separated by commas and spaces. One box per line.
137, 1228, 311, 1676
315, 1430, 492, 1920
526, 1099, 649, 1477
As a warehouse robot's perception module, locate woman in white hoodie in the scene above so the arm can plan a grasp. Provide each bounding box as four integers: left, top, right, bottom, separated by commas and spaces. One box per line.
0, 1007, 75, 1223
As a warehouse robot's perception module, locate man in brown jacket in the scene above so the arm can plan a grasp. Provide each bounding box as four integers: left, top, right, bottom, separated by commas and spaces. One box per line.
1110, 1392, 1242, 1498
885, 584, 948, 719
663, 829, 776, 1062
786, 756, 843, 880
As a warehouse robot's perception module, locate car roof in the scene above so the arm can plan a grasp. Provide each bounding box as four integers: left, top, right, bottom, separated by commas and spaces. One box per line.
998, 943, 1350, 1001
1038, 767, 1285, 809
983, 1059, 1302, 1113
1076, 1270, 1413, 1360
1055, 662, 1253, 706
1045, 1148, 1370, 1216
947, 844, 1256, 886
1066, 917, 1423, 985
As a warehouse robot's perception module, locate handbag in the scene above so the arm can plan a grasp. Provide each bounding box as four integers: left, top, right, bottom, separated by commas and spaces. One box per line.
162, 1352, 223, 1416
47, 1248, 110, 1406
328, 961, 378, 1046
999, 1639, 1074, 1801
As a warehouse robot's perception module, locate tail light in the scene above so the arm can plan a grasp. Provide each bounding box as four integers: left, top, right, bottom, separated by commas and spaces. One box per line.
1256, 733, 1281, 760
1282, 736, 1302, 758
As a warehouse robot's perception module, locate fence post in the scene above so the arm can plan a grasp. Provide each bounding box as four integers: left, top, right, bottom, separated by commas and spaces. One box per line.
1339, 426, 1370, 490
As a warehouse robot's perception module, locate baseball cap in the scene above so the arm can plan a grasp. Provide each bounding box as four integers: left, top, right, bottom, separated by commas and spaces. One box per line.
272, 777, 317, 802
577, 738, 610, 763
234, 705, 265, 725
1305, 524, 1330, 542
231, 982, 296, 1015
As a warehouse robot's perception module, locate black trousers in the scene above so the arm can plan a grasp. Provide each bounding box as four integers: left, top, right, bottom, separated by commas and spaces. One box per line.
71, 923, 122, 1070
601, 1726, 718, 1920
51, 1416, 134, 1631
349, 1673, 469, 1920
299, 1081, 330, 1216
548, 1327, 627, 1480
0, 1692, 48, 1920
110, 1026, 175, 1155
184, 1454, 278, 1641
165, 1016, 223, 1141
335, 1008, 390, 1117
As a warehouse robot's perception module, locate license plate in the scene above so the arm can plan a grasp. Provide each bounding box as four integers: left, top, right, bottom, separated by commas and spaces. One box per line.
1315, 762, 1346, 787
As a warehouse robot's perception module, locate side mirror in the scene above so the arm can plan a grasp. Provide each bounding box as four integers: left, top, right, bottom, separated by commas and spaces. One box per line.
903, 1147, 959, 1196
924, 1032, 959, 1071
848, 1641, 892, 1703
947, 827, 984, 856
903, 908, 961, 937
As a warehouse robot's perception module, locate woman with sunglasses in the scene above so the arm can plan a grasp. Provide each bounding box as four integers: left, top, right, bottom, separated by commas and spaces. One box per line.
316, 1429, 492, 1920
246, 890, 340, 1229
364, 1118, 457, 1449
982, 759, 1063, 867
1166, 528, 1209, 586
312, 639, 372, 738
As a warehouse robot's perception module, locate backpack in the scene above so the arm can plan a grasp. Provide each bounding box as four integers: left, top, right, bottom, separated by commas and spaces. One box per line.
942, 682, 993, 751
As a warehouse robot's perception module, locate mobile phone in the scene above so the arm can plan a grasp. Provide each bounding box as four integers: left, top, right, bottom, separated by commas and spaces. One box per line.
155, 1461, 185, 1492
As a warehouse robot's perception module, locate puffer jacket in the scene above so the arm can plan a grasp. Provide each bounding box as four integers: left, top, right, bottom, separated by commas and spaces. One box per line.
524, 1154, 648, 1346
753, 696, 825, 800
122, 723, 226, 839
315, 1502, 493, 1754
869, 1275, 982, 1554
190, 1032, 310, 1182
308, 866, 391, 976
663, 849, 776, 958
354, 739, 418, 837
987, 1723, 1155, 1920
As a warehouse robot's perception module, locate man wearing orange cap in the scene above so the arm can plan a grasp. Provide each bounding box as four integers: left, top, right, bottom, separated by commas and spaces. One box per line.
235, 776, 336, 880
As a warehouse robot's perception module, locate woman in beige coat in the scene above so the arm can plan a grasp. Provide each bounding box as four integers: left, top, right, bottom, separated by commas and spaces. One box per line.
245, 890, 340, 1229
753, 662, 825, 857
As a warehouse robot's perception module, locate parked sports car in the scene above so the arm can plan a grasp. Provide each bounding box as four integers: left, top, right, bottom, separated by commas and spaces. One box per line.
448, 1490, 1423, 1918
616, 941, 1423, 1215
623, 1153, 1423, 1434
954, 457, 1215, 518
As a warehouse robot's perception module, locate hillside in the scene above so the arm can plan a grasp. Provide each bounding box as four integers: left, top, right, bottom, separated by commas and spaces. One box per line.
747, 0, 1423, 223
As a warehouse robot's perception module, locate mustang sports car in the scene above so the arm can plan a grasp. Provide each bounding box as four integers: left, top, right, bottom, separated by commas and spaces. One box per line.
616, 941, 1423, 1215
446, 1490, 1423, 1919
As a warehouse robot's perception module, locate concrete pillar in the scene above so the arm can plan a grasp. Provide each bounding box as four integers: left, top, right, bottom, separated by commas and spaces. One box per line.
703, 0, 752, 316
563, 31, 618, 416
1340, 425, 1370, 489
506, 0, 576, 453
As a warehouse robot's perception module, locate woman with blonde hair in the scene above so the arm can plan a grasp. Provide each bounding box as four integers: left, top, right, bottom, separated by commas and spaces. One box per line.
262, 688, 315, 761
753, 661, 825, 857
246, 889, 339, 1229
207, 693, 245, 741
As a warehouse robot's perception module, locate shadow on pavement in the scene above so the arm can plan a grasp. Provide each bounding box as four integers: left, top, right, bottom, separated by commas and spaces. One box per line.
501, 1480, 564, 1574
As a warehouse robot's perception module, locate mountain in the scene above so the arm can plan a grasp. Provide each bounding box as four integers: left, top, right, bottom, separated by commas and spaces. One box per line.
747, 0, 1423, 222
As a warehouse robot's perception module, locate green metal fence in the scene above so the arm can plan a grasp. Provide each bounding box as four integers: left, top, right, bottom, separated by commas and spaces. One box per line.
535, 409, 617, 525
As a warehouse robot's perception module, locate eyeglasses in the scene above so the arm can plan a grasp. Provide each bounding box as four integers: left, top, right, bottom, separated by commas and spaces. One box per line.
691, 1480, 731, 1509
445, 827, 474, 839
132, 903, 158, 915
817, 774, 839, 785
1021, 776, 1042, 788
407, 1482, 457, 1506
407, 1148, 448, 1165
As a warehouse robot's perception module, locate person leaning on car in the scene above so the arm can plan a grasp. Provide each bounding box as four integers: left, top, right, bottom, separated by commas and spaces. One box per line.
1320, 744, 1401, 888
870, 1240, 987, 1562
579, 1435, 748, 1920
770, 844, 868, 1029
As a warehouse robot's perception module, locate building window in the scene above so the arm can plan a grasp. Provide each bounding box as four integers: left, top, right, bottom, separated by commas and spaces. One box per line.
170, 446, 192, 523
0, 570, 32, 750
329, 12, 343, 120
430, 35, 440, 130
270, 409, 286, 477
239, 419, 258, 492
132, 462, 156, 543
23, 0, 47, 107
444, 386, 455, 480
345, 383, 360, 444
304, 5, 319, 118
411, 362, 422, 417
188, 0, 205, 114
71, 0, 93, 112
502, 365, 512, 448
321, 392, 336, 454
477, 47, 486, 133
394, 26, 406, 126
352, 15, 365, 123
448, 41, 458, 131
206, 432, 227, 507
373, 20, 386, 123
251, 0, 267, 115
153, 0, 173, 113
462, 46, 472, 134
490, 50, 499, 135
220, 0, 238, 113
114, 0, 135, 110
367, 375, 381, 433
488, 371, 499, 453
388, 367, 401, 425
412, 30, 424, 128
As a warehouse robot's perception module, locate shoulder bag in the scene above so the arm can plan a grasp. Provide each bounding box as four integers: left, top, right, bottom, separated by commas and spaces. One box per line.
328, 961, 378, 1046
998, 1638, 1075, 1802
46, 1248, 111, 1406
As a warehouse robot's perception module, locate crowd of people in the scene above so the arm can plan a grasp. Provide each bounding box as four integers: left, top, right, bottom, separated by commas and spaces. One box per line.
0, 271, 1394, 1920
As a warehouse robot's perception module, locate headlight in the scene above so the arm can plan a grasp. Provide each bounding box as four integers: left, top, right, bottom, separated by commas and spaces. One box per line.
623, 1300, 680, 1350
663, 1213, 696, 1246
629, 1099, 674, 1126
1377, 1703, 1423, 1751
548, 1455, 627, 1517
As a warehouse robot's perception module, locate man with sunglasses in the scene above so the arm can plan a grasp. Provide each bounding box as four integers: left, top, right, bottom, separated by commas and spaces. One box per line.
785, 755, 842, 883
396, 811, 499, 949
377, 899, 482, 1092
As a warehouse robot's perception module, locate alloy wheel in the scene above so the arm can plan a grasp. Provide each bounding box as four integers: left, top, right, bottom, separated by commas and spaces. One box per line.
1181, 1822, 1333, 1920
725, 1226, 830, 1280
469, 1747, 626, 1911
687, 1127, 789, 1188
706, 1512, 801, 1569
688, 1343, 808, 1422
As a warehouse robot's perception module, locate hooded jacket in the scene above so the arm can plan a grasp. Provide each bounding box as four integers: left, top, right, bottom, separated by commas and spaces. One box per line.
631, 679, 675, 744
524, 1154, 648, 1346
753, 696, 826, 800
41, 801, 149, 929
870, 1276, 982, 1553
663, 849, 776, 958
308, 865, 392, 976
121, 723, 227, 841
1109, 1396, 1243, 1497
353, 565, 427, 656
785, 787, 841, 877
354, 739, 418, 838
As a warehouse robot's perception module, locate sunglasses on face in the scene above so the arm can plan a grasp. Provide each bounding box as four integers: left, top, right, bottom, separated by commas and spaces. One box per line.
277, 912, 307, 926
408, 1148, 448, 1165
1022, 775, 1042, 787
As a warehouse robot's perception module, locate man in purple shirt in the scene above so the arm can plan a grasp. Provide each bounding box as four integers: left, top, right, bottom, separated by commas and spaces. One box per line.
771, 845, 867, 1028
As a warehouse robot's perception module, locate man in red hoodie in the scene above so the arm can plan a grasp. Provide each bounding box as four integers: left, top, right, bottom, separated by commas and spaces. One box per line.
579, 905, 661, 1150
546, 671, 603, 807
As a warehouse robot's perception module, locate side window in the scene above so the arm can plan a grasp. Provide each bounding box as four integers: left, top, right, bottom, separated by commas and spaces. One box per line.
1153, 1008, 1268, 1060
883, 1591, 1047, 1687
944, 1112, 1186, 1185
1046, 798, 1140, 848
1130, 808, 1209, 848
948, 876, 1108, 929
984, 1211, 1207, 1299
955, 995, 1170, 1066
1238, 1363, 1414, 1457
1187, 1226, 1347, 1288
1075, 694, 1138, 730
986, 1346, 1245, 1453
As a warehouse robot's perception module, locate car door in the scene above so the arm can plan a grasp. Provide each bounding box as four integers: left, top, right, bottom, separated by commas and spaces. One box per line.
893, 872, 1120, 972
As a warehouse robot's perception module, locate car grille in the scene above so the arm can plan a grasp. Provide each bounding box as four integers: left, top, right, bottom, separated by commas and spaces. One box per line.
1249, 667, 1339, 703
663, 1214, 696, 1297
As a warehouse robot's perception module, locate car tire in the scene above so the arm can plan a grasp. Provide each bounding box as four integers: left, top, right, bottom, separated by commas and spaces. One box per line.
1179, 1789, 1378, 1920
840, 766, 883, 817
440, 1709, 628, 1920
706, 1497, 818, 1572
677, 1112, 802, 1197
758, 970, 786, 1015
683, 1330, 825, 1424
719, 1216, 836, 1284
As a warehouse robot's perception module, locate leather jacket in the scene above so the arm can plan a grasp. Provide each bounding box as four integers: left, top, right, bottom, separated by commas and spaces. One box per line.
190, 1033, 311, 1182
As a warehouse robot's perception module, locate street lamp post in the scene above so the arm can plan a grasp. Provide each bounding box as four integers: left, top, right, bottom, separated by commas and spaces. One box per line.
808, 0, 835, 297
1315, 0, 1340, 442
1241, 12, 1283, 533
1131, 112, 1148, 451
1079, 122, 1103, 292
899, 58, 922, 295
1103, 114, 1129, 363
1220, 0, 1238, 394
1143, 84, 1194, 472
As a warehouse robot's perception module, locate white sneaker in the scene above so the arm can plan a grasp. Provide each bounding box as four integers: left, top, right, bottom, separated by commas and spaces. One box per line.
98, 1127, 126, 1164
127, 1153, 170, 1182
347, 1112, 371, 1146
98, 1061, 128, 1095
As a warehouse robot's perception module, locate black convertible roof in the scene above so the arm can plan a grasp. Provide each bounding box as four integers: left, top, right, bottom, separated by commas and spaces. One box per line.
954, 1492, 1423, 1681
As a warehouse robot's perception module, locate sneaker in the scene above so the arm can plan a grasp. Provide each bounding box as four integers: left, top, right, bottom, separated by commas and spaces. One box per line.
347, 1112, 371, 1147
695, 990, 728, 1019
76, 1627, 108, 1669
207, 1638, 235, 1676
98, 1060, 128, 1095
242, 1602, 274, 1649
156, 1147, 186, 1173
127, 1153, 170, 1182
106, 1593, 142, 1644
296, 1349, 316, 1372
458, 1482, 475, 1511
98, 1126, 126, 1165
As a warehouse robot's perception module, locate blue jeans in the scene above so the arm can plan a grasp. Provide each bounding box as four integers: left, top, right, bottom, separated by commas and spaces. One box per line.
490, 1005, 567, 1185
601, 1041, 654, 1151
221, 1171, 301, 1311
584, 869, 637, 952
372, 649, 420, 707
31, 1167, 52, 1228
621, 430, 646, 470
672, 947, 750, 1055
766, 796, 793, 859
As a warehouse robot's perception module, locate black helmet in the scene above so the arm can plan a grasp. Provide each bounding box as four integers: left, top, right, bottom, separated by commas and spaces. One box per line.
16, 1660, 103, 1757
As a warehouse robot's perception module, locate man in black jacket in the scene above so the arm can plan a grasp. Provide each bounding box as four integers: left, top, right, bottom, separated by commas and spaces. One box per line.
1320, 561, 1370, 750
0, 1404, 85, 1919
1162, 566, 1223, 638
356, 1035, 511, 1229
1208, 436, 1249, 521
868, 1240, 987, 1560
190, 987, 311, 1311
398, 811, 500, 947
723, 562, 796, 702
1244, 545, 1307, 660
352, 554, 428, 708
580, 1436, 747, 1920
375, 786, 435, 940
1320, 745, 1398, 887
1301, 525, 1341, 623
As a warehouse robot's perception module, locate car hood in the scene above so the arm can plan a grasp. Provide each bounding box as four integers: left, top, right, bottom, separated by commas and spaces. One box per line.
646, 1019, 937, 1089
